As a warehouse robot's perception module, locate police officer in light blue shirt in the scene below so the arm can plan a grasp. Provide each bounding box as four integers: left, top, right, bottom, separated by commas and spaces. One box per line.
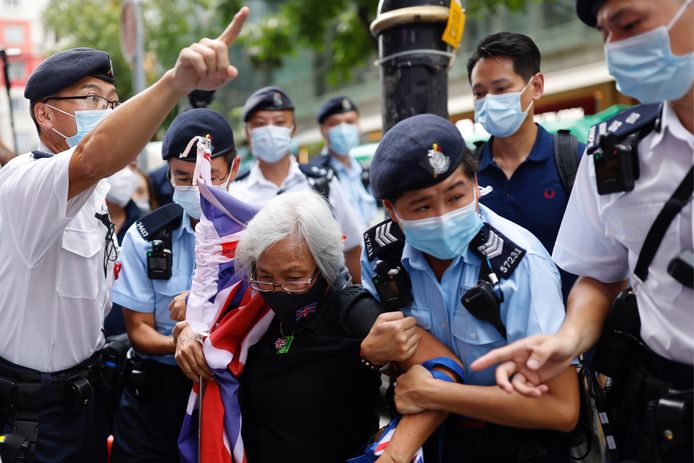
110, 108, 240, 462
309, 96, 377, 229
359, 114, 579, 462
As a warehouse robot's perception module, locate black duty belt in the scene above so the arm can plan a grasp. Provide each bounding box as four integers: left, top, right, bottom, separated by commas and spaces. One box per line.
0, 352, 102, 407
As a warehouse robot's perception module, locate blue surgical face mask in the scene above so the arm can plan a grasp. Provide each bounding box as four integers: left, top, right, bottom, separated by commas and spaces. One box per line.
605, 0, 694, 104
473, 77, 535, 137
327, 123, 360, 157
48, 105, 112, 148
173, 186, 201, 220
250, 125, 293, 164
396, 189, 484, 260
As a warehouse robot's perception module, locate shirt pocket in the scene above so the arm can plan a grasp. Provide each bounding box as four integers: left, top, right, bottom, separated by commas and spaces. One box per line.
603, 203, 681, 303
452, 310, 506, 374
57, 227, 102, 299
603, 203, 679, 248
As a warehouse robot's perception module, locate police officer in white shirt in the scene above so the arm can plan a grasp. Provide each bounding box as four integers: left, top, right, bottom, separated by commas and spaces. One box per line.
229, 86, 364, 283
0, 8, 249, 462
472, 1, 693, 462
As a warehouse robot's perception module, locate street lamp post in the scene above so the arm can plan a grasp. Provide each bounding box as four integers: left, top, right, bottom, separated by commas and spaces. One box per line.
371, 0, 461, 134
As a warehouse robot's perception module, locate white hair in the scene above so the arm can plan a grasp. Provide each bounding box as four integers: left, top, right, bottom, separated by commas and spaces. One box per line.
235, 191, 346, 285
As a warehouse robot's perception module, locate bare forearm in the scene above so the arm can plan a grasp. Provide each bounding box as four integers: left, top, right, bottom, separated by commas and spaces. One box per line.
396, 327, 461, 371
68, 71, 185, 198
423, 369, 579, 431
562, 276, 627, 355
382, 411, 447, 462
345, 245, 362, 284
128, 322, 176, 356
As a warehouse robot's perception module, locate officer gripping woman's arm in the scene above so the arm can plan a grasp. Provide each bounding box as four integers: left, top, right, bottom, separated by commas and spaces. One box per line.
0, 7, 249, 463
359, 114, 579, 462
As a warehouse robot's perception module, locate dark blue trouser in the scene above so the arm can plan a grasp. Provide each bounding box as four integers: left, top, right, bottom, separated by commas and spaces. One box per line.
0, 369, 109, 462
111, 360, 191, 463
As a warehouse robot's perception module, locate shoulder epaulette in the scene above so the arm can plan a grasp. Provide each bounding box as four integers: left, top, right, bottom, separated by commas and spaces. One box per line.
470, 223, 526, 279
299, 163, 333, 180
234, 168, 251, 181
363, 218, 406, 263
586, 103, 662, 154
30, 150, 53, 159
307, 154, 332, 170
135, 203, 183, 241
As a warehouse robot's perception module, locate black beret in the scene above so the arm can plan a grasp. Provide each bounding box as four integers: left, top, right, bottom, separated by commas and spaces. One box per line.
370, 114, 465, 200
242, 86, 294, 122
24, 47, 114, 102
317, 95, 359, 124
575, 0, 605, 27
162, 108, 235, 161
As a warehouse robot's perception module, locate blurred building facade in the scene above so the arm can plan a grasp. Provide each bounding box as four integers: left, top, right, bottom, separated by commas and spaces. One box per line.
225, 0, 634, 157
0, 0, 52, 155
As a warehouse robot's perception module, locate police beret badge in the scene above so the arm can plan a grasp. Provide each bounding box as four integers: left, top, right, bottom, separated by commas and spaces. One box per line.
427, 143, 450, 177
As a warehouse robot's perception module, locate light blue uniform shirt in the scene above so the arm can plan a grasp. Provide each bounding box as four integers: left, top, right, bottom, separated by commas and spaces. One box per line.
361, 205, 565, 386
111, 211, 196, 365
329, 154, 377, 229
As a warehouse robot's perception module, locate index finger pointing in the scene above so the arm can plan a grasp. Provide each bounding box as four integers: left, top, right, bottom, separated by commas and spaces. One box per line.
217, 6, 250, 45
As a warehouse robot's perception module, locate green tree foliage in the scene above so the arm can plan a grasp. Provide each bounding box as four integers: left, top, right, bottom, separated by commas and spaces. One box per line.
219, 0, 539, 85
41, 0, 539, 121
43, 0, 227, 100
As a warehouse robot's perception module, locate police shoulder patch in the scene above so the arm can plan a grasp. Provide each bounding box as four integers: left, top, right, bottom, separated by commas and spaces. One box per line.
586, 103, 661, 154
363, 218, 405, 262
470, 224, 526, 279
136, 202, 184, 241
31, 149, 53, 159
299, 163, 333, 180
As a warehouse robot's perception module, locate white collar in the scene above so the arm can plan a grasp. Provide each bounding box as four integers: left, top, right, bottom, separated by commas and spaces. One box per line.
650, 102, 694, 151
246, 155, 304, 188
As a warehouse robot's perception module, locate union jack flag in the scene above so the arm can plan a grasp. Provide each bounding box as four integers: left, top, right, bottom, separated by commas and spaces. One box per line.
178, 136, 272, 463
294, 302, 318, 321
346, 417, 424, 463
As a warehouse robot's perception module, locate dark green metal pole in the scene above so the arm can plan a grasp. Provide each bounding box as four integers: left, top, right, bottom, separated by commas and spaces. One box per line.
371, 0, 454, 133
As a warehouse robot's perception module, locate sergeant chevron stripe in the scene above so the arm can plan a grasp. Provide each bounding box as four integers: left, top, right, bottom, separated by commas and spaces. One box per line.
375, 221, 398, 247
477, 229, 504, 258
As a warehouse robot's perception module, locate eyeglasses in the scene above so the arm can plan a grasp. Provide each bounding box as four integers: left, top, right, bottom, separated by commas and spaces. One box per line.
249, 268, 320, 294
43, 94, 121, 110
169, 171, 231, 191
95, 212, 119, 278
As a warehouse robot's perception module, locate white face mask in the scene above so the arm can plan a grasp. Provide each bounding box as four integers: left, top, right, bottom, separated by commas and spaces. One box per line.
473, 77, 535, 137
106, 167, 140, 207
604, 0, 694, 104
173, 186, 201, 220
48, 105, 112, 148
250, 125, 293, 163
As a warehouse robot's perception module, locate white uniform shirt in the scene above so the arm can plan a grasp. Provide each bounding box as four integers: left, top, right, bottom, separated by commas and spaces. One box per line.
553, 103, 694, 364
228, 156, 362, 251
0, 146, 113, 372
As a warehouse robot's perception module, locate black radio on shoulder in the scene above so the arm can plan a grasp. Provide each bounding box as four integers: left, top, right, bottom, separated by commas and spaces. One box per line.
461, 270, 506, 339
372, 259, 412, 311
147, 239, 172, 280
592, 131, 641, 195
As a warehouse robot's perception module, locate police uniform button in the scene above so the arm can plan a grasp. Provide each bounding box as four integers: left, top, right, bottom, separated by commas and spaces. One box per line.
469, 332, 478, 340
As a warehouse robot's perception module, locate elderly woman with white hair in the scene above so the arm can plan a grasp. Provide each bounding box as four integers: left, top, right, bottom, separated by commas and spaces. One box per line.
175, 191, 461, 463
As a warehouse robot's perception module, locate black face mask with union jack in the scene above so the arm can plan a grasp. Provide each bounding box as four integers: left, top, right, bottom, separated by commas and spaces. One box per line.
261, 275, 329, 328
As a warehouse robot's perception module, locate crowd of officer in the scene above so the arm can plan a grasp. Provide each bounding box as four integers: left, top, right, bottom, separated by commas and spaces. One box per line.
0, 0, 691, 462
